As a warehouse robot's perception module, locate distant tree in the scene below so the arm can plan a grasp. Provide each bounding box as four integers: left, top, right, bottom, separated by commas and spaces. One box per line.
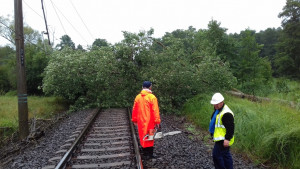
193, 20, 238, 65
76, 44, 85, 51
236, 29, 272, 95
275, 0, 300, 78
0, 45, 15, 91
0, 66, 10, 94
25, 42, 50, 95
92, 38, 109, 50
0, 45, 14, 65
205, 20, 237, 61
255, 28, 282, 68
56, 35, 75, 50
0, 45, 14, 94
0, 16, 42, 46
0, 16, 52, 95
160, 26, 197, 58
0, 16, 14, 45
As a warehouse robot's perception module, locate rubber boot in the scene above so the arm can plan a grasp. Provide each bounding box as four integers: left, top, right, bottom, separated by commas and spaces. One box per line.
142, 147, 151, 160
148, 147, 154, 158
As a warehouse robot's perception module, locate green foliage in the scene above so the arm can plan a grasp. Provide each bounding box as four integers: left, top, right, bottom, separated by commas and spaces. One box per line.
267, 78, 300, 110
5, 90, 17, 96
234, 29, 272, 96
196, 57, 237, 92
141, 23, 237, 113
56, 35, 75, 50
0, 16, 15, 44
275, 78, 290, 93
182, 93, 300, 169
43, 27, 237, 113
1, 16, 52, 95
275, 0, 300, 78
274, 53, 296, 76
161, 26, 197, 57
25, 43, 51, 95
43, 46, 130, 110
91, 38, 110, 50
0, 40, 52, 96
0, 16, 42, 46
255, 28, 282, 61
182, 94, 212, 127
76, 44, 85, 51
0, 66, 10, 94
0, 45, 16, 91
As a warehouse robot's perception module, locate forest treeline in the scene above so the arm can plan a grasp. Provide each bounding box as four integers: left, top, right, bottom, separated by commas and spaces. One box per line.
0, 0, 299, 113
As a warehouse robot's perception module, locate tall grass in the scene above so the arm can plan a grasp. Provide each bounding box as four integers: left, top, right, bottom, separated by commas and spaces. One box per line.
0, 96, 69, 131
268, 78, 300, 107
0, 96, 18, 129
182, 93, 300, 169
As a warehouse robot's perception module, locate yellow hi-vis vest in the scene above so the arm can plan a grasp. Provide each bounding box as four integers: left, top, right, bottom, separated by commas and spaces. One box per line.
213, 104, 234, 146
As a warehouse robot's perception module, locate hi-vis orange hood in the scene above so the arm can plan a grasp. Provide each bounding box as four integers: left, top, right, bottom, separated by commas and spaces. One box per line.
132, 89, 161, 148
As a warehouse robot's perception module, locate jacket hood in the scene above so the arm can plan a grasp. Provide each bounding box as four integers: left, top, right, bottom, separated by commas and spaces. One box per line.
141, 89, 152, 96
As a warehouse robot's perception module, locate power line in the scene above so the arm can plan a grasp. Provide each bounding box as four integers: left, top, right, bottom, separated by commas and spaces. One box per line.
0, 21, 49, 54
0, 20, 15, 44
23, 0, 44, 19
23, 0, 51, 44
20, 0, 52, 46
69, 0, 94, 40
49, 0, 89, 45
49, 0, 67, 36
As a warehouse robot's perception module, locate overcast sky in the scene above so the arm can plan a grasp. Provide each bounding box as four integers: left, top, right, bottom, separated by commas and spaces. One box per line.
0, 0, 286, 48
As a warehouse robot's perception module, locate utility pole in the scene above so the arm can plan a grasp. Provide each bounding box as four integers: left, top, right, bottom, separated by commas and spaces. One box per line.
41, 0, 51, 45
15, 0, 29, 140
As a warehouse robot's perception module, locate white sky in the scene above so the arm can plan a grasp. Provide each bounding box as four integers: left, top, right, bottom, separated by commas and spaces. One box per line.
0, 0, 286, 48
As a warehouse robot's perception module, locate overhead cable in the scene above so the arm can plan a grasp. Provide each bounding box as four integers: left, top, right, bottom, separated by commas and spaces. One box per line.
23, 0, 44, 19
50, 0, 89, 44
69, 0, 94, 40
0, 21, 49, 54
49, 0, 67, 36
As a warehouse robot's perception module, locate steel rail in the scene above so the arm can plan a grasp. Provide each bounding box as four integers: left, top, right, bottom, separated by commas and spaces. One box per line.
54, 108, 101, 169
128, 107, 143, 169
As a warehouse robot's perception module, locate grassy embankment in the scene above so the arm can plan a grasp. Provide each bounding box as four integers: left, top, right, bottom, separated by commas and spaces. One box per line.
0, 96, 69, 138
182, 80, 300, 169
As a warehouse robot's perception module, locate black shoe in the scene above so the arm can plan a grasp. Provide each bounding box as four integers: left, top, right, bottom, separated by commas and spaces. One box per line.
150, 154, 158, 159
143, 155, 151, 160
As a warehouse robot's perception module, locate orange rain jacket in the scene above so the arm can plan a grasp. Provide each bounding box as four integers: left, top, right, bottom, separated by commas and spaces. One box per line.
132, 89, 161, 148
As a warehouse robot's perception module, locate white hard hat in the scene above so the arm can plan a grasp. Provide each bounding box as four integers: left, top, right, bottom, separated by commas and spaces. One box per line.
210, 93, 224, 105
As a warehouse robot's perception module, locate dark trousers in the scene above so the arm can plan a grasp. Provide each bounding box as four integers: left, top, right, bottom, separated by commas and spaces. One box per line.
212, 142, 233, 169
142, 147, 154, 157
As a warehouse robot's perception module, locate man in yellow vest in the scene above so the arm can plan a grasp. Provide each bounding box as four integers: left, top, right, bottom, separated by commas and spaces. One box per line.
209, 93, 234, 169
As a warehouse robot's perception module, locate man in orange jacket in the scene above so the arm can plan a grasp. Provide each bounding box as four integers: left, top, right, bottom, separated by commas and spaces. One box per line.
132, 81, 161, 159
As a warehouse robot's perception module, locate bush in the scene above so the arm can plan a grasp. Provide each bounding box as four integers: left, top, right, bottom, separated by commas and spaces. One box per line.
5, 90, 17, 96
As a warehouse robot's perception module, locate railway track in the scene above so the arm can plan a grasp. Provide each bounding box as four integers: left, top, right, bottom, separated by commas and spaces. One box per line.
43, 108, 142, 169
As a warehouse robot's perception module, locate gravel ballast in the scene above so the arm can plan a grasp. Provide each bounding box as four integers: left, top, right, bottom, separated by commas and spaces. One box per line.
143, 115, 264, 169
0, 108, 265, 169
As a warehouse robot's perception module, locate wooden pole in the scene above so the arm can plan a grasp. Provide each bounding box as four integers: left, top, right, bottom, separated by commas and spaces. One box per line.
15, 0, 29, 140
41, 0, 51, 45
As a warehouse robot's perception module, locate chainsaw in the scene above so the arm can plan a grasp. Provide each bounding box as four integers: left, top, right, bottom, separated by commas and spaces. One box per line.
143, 126, 182, 141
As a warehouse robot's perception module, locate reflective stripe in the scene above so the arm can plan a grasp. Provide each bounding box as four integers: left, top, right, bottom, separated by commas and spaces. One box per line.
213, 136, 225, 141
215, 124, 225, 128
